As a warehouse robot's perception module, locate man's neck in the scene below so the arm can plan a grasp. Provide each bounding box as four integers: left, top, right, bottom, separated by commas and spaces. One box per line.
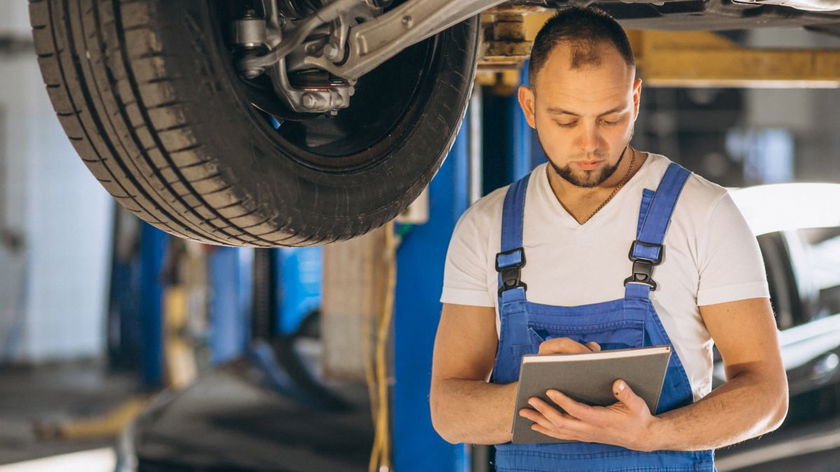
546, 148, 647, 222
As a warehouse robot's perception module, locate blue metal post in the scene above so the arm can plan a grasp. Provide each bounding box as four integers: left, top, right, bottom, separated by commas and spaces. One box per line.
393, 120, 471, 472
208, 247, 253, 364
483, 62, 542, 193
514, 60, 548, 177
138, 223, 168, 387
276, 247, 322, 336
512, 61, 533, 181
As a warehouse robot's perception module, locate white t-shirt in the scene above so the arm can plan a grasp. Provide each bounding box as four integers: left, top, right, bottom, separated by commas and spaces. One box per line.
440, 153, 769, 401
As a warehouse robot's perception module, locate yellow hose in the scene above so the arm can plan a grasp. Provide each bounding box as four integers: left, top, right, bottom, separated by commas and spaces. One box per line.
367, 222, 396, 472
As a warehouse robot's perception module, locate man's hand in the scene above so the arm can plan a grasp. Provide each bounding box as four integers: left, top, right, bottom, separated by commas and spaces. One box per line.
518, 379, 659, 451
537, 337, 601, 355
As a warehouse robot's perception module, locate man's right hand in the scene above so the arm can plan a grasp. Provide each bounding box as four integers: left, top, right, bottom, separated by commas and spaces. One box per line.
537, 337, 601, 355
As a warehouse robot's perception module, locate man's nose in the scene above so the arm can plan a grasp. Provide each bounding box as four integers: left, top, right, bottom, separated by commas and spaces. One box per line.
579, 123, 601, 154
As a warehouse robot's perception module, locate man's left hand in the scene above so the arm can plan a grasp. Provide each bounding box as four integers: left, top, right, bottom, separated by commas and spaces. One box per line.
518, 379, 660, 452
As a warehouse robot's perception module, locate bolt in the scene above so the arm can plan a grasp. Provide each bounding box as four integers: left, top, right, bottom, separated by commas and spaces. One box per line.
402, 15, 413, 28
323, 42, 340, 60
243, 68, 262, 79
301, 92, 327, 110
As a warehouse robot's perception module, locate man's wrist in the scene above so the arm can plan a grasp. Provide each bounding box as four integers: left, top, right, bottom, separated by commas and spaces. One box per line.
642, 415, 670, 452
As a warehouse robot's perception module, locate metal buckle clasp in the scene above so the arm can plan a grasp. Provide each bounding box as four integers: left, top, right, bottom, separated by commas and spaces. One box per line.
624, 240, 663, 290
496, 247, 526, 295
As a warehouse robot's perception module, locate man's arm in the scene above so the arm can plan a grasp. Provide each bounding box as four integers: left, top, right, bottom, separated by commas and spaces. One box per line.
430, 303, 602, 444
650, 296, 788, 450
520, 297, 788, 451
429, 303, 516, 445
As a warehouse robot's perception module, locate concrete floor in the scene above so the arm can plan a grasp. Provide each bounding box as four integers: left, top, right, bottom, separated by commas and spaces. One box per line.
2, 360, 840, 472
0, 361, 138, 465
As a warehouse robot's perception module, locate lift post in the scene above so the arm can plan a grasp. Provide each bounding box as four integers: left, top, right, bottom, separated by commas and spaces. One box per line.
392, 120, 472, 472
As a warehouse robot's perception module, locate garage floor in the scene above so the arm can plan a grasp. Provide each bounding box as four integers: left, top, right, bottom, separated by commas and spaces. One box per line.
0, 362, 137, 466
0, 356, 375, 472
3, 361, 839, 472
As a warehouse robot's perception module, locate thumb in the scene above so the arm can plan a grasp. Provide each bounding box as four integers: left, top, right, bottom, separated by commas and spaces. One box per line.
613, 380, 646, 410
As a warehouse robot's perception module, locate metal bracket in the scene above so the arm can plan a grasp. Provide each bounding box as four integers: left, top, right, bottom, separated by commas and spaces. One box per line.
301, 0, 508, 80
235, 0, 506, 113
240, 0, 507, 81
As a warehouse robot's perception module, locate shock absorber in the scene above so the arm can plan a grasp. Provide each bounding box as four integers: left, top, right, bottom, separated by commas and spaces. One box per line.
234, 10, 268, 79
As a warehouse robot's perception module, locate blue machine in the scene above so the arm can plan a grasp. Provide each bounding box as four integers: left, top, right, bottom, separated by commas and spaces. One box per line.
275, 247, 322, 336
207, 247, 253, 364
138, 224, 168, 387
393, 65, 540, 472
393, 119, 471, 472
207, 246, 321, 362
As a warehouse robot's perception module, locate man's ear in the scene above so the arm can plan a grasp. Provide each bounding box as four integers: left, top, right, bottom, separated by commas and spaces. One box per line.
632, 78, 642, 122
517, 85, 537, 129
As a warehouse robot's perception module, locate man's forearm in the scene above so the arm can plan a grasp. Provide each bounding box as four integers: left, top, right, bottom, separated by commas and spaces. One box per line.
649, 370, 788, 451
430, 379, 518, 445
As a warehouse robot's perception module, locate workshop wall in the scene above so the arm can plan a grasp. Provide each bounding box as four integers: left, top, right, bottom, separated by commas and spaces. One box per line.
0, 4, 113, 363
745, 28, 840, 183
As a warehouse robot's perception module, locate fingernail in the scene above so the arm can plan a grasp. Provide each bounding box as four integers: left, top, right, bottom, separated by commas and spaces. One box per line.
528, 398, 537, 407
616, 381, 626, 392
546, 389, 557, 398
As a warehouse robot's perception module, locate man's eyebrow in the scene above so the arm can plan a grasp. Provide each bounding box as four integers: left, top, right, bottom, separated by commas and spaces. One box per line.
546, 105, 628, 117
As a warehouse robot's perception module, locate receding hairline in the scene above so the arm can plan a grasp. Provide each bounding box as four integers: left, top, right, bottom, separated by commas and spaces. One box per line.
529, 40, 636, 92
527, 7, 636, 89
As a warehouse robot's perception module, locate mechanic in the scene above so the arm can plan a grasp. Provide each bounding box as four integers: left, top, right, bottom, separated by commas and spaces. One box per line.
429, 7, 788, 472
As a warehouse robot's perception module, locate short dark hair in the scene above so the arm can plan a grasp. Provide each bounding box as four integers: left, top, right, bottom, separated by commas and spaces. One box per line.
528, 7, 635, 88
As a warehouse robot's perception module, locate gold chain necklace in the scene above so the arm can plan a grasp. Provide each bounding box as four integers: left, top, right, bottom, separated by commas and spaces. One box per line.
582, 147, 636, 223
557, 146, 636, 224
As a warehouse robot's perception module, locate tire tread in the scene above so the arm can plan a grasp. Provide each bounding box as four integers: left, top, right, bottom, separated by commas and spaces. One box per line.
30, 0, 278, 246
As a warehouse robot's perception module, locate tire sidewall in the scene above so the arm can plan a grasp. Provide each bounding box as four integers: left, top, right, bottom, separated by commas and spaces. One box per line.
152, 1, 478, 241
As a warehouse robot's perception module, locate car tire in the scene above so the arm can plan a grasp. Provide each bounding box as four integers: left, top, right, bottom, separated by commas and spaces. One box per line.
30, 0, 478, 246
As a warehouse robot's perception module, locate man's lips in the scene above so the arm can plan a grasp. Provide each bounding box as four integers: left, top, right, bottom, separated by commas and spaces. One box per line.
574, 160, 604, 171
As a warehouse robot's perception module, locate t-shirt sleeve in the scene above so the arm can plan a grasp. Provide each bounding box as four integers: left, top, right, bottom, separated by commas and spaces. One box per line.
440, 206, 495, 307
696, 192, 770, 306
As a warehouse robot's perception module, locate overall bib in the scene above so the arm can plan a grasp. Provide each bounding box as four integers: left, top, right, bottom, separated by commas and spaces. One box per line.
491, 163, 716, 472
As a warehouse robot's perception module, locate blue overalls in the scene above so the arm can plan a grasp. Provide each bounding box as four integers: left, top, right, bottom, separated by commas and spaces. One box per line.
491, 163, 716, 472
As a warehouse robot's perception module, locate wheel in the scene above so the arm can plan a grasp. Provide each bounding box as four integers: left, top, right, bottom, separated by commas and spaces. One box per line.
29, 0, 479, 246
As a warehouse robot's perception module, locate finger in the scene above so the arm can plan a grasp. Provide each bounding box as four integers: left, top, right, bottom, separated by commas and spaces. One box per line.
538, 337, 592, 355
531, 422, 575, 441
545, 389, 595, 421
586, 341, 602, 352
527, 397, 576, 426
519, 407, 555, 431
612, 379, 649, 412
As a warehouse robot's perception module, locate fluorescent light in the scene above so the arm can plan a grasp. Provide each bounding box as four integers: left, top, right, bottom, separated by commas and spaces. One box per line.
0, 448, 115, 472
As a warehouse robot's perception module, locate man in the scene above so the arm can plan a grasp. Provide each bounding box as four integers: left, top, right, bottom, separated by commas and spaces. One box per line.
429, 7, 788, 472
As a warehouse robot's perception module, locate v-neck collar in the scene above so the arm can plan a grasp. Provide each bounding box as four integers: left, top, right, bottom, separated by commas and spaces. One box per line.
537, 154, 653, 229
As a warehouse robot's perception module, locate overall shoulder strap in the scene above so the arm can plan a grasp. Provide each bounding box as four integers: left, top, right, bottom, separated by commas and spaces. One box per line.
625, 163, 691, 299
497, 174, 530, 300
496, 174, 531, 347
500, 175, 529, 254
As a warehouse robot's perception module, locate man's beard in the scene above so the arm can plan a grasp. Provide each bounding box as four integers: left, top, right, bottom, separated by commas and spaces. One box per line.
549, 154, 621, 188
537, 128, 634, 188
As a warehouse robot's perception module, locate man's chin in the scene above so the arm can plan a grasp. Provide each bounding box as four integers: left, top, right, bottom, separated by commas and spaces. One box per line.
563, 169, 605, 188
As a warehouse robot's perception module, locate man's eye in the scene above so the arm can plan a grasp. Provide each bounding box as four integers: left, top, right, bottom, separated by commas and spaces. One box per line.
556, 121, 577, 128
601, 116, 622, 126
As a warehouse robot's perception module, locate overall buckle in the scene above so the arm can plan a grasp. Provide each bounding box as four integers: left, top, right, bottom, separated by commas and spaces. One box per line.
624, 241, 663, 290
624, 259, 657, 290
496, 248, 527, 295
628, 240, 664, 264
